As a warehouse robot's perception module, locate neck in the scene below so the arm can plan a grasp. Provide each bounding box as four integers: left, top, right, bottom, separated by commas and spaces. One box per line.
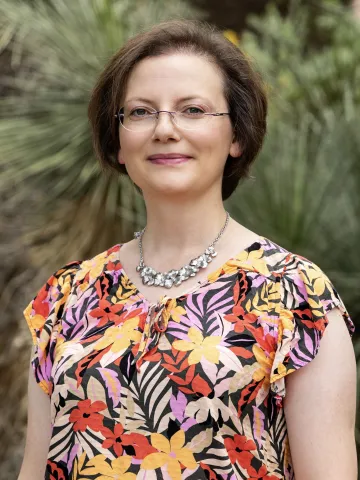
140, 193, 229, 269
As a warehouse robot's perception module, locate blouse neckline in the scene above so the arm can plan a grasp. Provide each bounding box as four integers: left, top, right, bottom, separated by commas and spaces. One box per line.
116, 236, 264, 306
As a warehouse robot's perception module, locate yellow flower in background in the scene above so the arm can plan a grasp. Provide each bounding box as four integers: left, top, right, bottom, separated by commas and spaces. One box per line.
173, 327, 221, 365
94, 318, 142, 353
79, 453, 136, 479
141, 430, 196, 480
223, 29, 239, 45
167, 299, 187, 323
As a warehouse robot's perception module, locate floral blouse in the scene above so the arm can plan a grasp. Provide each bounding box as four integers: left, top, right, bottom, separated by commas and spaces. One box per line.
24, 237, 354, 479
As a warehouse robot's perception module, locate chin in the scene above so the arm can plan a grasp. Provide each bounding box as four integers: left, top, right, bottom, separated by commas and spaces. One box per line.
142, 177, 197, 198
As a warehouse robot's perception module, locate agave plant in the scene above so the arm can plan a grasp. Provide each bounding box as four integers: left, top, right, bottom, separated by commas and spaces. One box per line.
0, 0, 204, 266
0, 1, 203, 477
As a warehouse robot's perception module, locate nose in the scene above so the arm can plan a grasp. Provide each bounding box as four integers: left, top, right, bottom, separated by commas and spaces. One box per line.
152, 111, 180, 142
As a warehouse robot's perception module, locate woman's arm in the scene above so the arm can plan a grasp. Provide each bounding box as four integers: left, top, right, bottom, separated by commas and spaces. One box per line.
284, 308, 357, 479
18, 349, 52, 480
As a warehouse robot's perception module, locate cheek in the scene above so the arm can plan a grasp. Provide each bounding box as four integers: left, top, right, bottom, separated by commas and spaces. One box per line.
119, 132, 144, 154
189, 126, 232, 163
119, 132, 149, 163
192, 122, 231, 145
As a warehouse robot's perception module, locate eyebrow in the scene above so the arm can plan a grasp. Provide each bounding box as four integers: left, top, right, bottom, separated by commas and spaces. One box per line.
124, 96, 209, 105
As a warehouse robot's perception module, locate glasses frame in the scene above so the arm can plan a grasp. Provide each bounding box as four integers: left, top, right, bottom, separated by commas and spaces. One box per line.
114, 108, 230, 131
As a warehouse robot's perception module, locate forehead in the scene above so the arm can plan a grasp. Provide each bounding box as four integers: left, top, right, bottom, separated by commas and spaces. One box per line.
124, 53, 225, 104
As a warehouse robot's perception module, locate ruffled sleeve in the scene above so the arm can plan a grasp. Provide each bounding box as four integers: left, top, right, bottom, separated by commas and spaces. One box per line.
24, 261, 81, 395
270, 255, 355, 406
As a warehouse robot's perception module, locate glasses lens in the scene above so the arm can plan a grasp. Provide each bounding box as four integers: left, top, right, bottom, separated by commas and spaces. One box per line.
120, 107, 157, 132
173, 107, 210, 130
118, 106, 211, 131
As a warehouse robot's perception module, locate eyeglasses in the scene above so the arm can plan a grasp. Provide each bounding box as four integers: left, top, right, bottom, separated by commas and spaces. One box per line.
114, 106, 230, 132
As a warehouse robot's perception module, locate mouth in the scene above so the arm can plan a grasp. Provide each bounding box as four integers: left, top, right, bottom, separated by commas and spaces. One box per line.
147, 154, 192, 165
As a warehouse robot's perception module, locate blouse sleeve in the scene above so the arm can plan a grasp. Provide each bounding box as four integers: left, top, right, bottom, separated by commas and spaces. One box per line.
270, 255, 355, 406
23, 261, 81, 395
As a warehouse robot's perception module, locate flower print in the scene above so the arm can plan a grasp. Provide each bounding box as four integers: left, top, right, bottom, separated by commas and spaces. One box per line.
106, 259, 122, 272
101, 425, 157, 459
279, 306, 295, 332
141, 430, 197, 480
225, 434, 281, 479
167, 299, 187, 323
224, 304, 258, 334
224, 434, 256, 467
69, 399, 106, 432
172, 327, 221, 365
185, 396, 231, 424
115, 307, 145, 327
115, 274, 138, 301
25, 277, 59, 331
252, 344, 275, 388
80, 454, 136, 479
199, 462, 218, 480
46, 460, 66, 480
89, 298, 124, 327
225, 434, 280, 480
101, 423, 125, 456
208, 246, 269, 282
94, 318, 142, 353
121, 433, 158, 459
76, 252, 108, 283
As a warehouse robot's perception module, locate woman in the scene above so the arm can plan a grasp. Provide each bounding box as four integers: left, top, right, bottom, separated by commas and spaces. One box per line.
19, 19, 357, 480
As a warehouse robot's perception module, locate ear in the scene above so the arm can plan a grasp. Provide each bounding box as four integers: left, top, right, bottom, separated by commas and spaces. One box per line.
229, 136, 242, 158
117, 149, 125, 165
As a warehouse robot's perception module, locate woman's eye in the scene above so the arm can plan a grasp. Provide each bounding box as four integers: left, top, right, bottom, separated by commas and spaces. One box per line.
129, 108, 151, 117
184, 107, 205, 115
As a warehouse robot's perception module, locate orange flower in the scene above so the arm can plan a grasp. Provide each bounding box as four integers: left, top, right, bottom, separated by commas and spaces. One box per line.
69, 399, 106, 432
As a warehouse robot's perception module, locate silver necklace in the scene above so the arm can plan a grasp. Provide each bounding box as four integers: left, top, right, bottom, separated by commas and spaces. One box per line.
134, 212, 230, 289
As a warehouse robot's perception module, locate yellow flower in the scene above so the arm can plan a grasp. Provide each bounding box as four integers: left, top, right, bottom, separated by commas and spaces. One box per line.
167, 299, 187, 323
279, 307, 295, 332
208, 247, 269, 283
141, 430, 196, 480
29, 312, 46, 330
116, 274, 138, 301
80, 454, 135, 480
172, 327, 221, 365
252, 344, 275, 387
77, 252, 108, 283
223, 29, 239, 45
94, 318, 142, 353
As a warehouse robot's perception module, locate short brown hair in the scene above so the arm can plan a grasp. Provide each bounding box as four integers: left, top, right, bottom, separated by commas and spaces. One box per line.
88, 19, 267, 200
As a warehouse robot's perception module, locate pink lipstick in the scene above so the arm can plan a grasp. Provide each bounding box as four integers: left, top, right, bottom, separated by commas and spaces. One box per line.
147, 153, 192, 165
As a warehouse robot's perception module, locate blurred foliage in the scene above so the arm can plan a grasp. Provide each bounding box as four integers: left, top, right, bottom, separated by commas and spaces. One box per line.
0, 1, 203, 478
226, 0, 360, 463
241, 0, 360, 119
225, 0, 360, 321
222, 0, 360, 289
0, 0, 204, 269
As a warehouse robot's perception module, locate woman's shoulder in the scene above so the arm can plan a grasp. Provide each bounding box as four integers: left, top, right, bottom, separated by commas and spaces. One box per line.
247, 235, 322, 281
49, 243, 122, 285
72, 243, 121, 281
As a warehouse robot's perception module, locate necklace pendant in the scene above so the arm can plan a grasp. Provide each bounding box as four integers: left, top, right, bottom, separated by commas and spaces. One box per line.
164, 278, 174, 289
135, 212, 229, 288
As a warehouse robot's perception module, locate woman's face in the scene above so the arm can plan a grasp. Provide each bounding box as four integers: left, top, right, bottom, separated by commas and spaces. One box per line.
118, 53, 241, 200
